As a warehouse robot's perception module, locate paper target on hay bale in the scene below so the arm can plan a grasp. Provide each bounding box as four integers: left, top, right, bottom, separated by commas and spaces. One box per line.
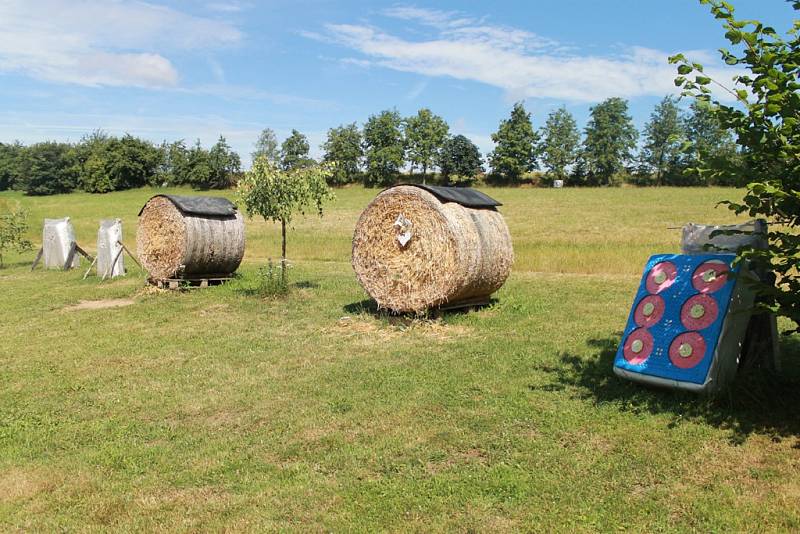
612, 253, 756, 394
351, 185, 513, 313
136, 195, 245, 282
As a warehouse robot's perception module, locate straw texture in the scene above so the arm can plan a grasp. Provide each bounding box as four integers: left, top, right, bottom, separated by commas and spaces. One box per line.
137, 196, 245, 280
352, 185, 513, 312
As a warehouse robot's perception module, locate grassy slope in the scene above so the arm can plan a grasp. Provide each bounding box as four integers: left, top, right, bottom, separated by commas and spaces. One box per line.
0, 186, 798, 532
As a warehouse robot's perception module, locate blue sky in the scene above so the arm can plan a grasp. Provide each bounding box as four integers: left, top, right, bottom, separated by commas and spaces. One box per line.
0, 0, 795, 165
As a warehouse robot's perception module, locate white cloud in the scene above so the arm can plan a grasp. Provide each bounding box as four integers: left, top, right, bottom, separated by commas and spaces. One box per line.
206, 2, 251, 13
0, 0, 242, 88
310, 7, 738, 103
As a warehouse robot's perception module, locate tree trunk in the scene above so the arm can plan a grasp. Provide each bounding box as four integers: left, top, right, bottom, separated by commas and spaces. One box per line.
422, 163, 427, 185
281, 219, 287, 282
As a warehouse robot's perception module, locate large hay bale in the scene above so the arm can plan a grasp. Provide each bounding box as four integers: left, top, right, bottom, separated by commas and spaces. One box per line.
136, 195, 245, 280
352, 185, 513, 313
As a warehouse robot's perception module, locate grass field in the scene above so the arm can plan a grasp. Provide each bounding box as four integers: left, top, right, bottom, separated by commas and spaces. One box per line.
1, 186, 799, 531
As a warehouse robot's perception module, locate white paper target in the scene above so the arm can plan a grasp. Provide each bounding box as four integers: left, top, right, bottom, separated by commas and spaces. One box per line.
97, 219, 125, 278
42, 217, 79, 269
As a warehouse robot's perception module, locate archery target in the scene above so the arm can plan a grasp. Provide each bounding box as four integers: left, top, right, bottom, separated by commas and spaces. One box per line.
634, 295, 665, 327
645, 261, 677, 294
622, 328, 654, 365
692, 260, 729, 294
668, 332, 707, 369
680, 294, 718, 331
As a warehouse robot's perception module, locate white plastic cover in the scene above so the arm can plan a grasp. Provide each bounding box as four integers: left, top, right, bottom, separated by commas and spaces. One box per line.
42, 217, 79, 269
553, 179, 564, 188
681, 220, 767, 255
97, 219, 124, 278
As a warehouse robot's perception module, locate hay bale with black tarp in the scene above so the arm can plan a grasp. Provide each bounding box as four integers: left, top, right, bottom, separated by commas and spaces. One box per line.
137, 195, 245, 281
352, 185, 513, 313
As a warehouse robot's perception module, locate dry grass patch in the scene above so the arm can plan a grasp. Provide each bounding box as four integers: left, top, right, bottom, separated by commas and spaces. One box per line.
0, 468, 56, 503
62, 298, 135, 312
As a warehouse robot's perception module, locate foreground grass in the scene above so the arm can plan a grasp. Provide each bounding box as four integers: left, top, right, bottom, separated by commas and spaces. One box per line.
0, 186, 798, 531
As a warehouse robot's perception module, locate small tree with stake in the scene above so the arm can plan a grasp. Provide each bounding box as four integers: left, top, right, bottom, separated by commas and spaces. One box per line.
236, 156, 334, 285
0, 201, 32, 267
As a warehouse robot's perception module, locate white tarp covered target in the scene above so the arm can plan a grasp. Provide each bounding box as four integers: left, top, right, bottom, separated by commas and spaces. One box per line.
681, 220, 767, 255
43, 217, 79, 269
97, 219, 124, 278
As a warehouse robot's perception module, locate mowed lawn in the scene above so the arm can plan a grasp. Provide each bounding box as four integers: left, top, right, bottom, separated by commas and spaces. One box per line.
1, 186, 799, 532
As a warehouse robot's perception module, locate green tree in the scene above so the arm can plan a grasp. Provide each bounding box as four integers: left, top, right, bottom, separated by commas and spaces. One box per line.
683, 100, 741, 186
237, 156, 334, 274
670, 0, 800, 330
403, 108, 449, 183
203, 135, 241, 189
186, 139, 212, 189
322, 123, 363, 185
18, 141, 77, 195
280, 129, 313, 171
0, 142, 24, 191
437, 135, 483, 186
252, 128, 280, 165
488, 102, 540, 183
157, 140, 192, 186
582, 97, 638, 185
80, 134, 161, 193
539, 106, 580, 183
639, 96, 686, 186
0, 201, 32, 267
362, 109, 405, 187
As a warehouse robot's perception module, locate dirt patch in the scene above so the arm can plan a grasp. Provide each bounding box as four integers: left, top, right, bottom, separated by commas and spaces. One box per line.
63, 298, 135, 312
331, 315, 472, 341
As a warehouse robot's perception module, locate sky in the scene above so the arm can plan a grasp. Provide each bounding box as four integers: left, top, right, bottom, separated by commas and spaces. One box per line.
0, 0, 795, 166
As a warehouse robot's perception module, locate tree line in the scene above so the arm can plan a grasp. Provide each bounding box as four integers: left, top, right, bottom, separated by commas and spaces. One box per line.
244, 97, 743, 188
0, 96, 743, 196
0, 132, 241, 195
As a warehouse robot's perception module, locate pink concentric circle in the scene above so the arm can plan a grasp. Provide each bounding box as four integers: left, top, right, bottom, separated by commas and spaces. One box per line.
680, 294, 719, 330
668, 332, 707, 369
645, 262, 678, 294
691, 261, 730, 294
623, 328, 654, 365
634, 295, 666, 328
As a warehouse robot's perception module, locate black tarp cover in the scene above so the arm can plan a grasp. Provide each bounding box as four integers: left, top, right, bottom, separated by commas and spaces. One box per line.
139, 195, 238, 217
400, 184, 502, 208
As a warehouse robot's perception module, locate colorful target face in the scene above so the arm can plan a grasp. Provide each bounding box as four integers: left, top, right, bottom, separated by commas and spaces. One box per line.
615, 253, 742, 390
622, 328, 654, 365
634, 295, 665, 327
692, 261, 729, 294
680, 294, 719, 330
668, 332, 707, 369
645, 262, 677, 294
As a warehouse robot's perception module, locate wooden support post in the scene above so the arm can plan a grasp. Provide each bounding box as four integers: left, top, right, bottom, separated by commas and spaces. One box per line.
82, 256, 98, 280
30, 248, 43, 271
103, 247, 125, 280
63, 243, 78, 270
118, 241, 141, 269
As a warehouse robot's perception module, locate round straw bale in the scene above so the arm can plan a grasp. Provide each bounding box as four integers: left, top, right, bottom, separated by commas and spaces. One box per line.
352, 185, 513, 313
137, 196, 245, 280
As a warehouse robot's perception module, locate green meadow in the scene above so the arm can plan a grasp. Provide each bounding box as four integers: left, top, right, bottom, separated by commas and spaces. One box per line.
1, 186, 798, 531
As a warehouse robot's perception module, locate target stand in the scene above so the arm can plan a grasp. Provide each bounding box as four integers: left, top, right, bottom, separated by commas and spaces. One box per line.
613, 253, 757, 394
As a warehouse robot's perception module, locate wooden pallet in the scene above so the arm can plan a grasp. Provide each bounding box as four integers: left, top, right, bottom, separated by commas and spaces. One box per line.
437, 297, 491, 311
151, 276, 231, 290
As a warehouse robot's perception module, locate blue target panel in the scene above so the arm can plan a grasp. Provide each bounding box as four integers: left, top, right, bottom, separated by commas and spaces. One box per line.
613, 253, 752, 393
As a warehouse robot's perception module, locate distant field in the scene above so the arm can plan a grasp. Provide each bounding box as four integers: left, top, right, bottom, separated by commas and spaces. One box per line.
1, 186, 798, 531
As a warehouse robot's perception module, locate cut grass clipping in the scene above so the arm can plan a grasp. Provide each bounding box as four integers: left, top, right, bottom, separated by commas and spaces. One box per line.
352, 185, 513, 313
